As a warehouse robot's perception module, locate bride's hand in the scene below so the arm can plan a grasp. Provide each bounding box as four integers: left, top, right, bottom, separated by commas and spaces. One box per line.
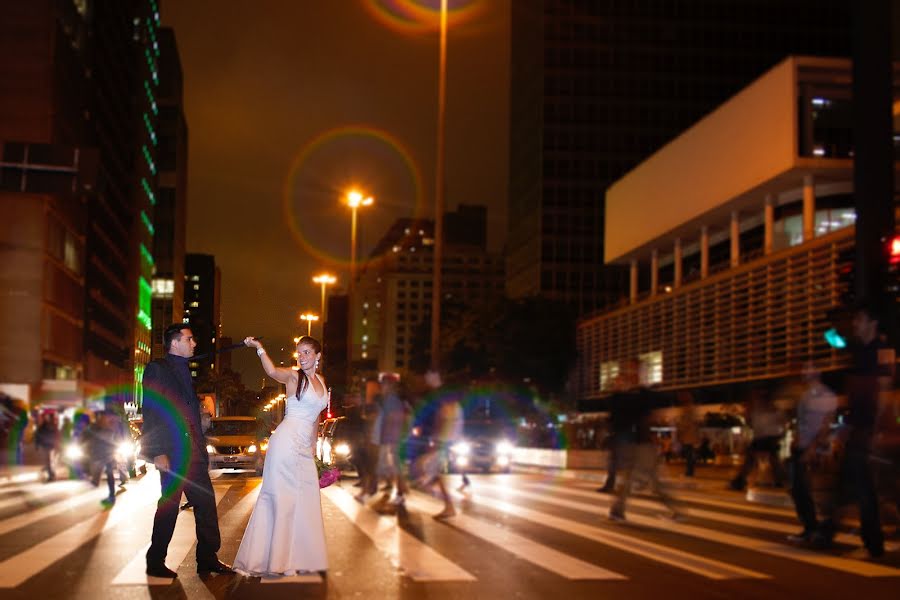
244, 336, 260, 348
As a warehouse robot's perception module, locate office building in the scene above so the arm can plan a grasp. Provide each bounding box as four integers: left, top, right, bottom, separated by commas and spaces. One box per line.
184, 254, 221, 382
0, 0, 164, 412
508, 0, 852, 316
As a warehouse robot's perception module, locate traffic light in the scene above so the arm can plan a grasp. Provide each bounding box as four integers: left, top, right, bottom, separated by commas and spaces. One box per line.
835, 246, 856, 306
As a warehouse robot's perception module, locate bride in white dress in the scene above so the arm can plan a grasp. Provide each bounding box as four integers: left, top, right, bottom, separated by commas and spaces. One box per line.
233, 335, 328, 576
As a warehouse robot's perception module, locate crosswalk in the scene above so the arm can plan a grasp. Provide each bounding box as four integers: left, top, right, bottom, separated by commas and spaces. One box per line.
0, 470, 896, 596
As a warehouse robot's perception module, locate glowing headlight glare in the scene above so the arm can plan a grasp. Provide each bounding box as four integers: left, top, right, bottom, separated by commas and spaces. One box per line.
260, 440, 268, 452
65, 444, 83, 460
323, 440, 332, 463
206, 444, 216, 454
451, 441, 470, 456
247, 444, 257, 454
497, 455, 510, 467
496, 440, 514, 454
455, 455, 469, 467
115, 441, 134, 458
334, 443, 350, 456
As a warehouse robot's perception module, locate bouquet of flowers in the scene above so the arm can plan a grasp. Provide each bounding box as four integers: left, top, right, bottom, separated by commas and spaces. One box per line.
314, 455, 340, 488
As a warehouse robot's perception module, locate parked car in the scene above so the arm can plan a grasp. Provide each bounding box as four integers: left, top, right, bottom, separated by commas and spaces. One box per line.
206, 416, 268, 475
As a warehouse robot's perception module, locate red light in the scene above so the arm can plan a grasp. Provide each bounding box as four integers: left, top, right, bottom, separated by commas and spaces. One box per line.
326, 412, 332, 419
891, 236, 900, 264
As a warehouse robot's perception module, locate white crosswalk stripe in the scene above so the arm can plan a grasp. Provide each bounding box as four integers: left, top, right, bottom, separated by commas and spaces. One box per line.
450, 485, 768, 579
403, 489, 626, 580
0, 482, 107, 537
491, 483, 900, 577
0, 473, 159, 588
321, 485, 476, 582
542, 482, 900, 552
0, 472, 897, 592
110, 478, 229, 586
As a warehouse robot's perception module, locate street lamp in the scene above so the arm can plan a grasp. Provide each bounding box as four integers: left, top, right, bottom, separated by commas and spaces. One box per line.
346, 190, 373, 387
312, 273, 337, 331
430, 0, 448, 372
300, 313, 319, 336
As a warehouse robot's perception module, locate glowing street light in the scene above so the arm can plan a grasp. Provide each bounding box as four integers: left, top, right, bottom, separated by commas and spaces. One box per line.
300, 312, 319, 336
345, 190, 373, 386
312, 273, 337, 329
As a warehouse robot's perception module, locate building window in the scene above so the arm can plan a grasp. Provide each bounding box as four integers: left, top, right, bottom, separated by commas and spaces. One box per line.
639, 351, 663, 386
599, 361, 619, 391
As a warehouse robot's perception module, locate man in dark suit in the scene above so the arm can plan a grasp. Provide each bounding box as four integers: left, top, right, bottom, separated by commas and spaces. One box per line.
141, 324, 232, 578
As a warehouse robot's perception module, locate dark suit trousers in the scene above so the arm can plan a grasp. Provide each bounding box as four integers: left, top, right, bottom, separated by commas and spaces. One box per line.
147, 460, 220, 566
789, 447, 818, 532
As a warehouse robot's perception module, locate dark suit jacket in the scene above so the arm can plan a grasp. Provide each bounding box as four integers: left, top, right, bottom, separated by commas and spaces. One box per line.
140, 355, 208, 466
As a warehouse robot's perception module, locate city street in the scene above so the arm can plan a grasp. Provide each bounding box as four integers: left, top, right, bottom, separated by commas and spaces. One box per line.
0, 467, 897, 599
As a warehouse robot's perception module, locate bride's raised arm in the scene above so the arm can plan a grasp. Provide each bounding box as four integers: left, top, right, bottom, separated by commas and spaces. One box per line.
243, 336, 294, 385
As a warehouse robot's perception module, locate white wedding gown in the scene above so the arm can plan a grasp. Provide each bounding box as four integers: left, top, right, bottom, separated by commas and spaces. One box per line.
233, 374, 328, 576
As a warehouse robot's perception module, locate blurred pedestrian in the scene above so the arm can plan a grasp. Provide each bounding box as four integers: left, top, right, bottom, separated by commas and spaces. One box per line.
609, 383, 682, 522
417, 370, 462, 519
729, 386, 786, 491
786, 362, 837, 543
812, 305, 888, 558
35, 412, 59, 482
375, 373, 410, 508
83, 411, 121, 506
354, 390, 382, 503
676, 391, 700, 477
597, 359, 642, 493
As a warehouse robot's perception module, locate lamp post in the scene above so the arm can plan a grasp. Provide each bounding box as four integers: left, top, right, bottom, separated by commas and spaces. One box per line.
312, 273, 337, 333
346, 190, 373, 387
300, 313, 319, 336
430, 0, 448, 372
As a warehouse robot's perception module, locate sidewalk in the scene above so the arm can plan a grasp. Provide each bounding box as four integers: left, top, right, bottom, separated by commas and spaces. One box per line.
514, 461, 795, 508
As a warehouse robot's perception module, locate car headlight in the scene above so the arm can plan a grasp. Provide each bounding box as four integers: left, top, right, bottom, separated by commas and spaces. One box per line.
455, 455, 470, 467
206, 444, 216, 454
260, 439, 268, 452
322, 440, 332, 463
451, 441, 470, 456
115, 441, 134, 459
65, 444, 83, 460
496, 440, 514, 455
334, 443, 350, 456
247, 444, 257, 454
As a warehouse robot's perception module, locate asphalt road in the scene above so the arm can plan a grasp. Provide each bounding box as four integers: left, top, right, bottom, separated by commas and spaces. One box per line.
0, 467, 897, 599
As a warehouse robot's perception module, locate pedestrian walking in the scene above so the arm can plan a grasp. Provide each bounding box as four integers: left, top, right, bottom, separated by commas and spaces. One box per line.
598, 359, 642, 493
416, 370, 463, 519
609, 385, 683, 522
676, 391, 700, 477
374, 373, 410, 507
785, 362, 837, 542
35, 412, 59, 482
729, 386, 786, 491
83, 411, 122, 506
812, 305, 888, 558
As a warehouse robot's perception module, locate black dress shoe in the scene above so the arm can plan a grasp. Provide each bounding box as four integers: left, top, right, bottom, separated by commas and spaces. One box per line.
146, 563, 178, 578
197, 560, 234, 575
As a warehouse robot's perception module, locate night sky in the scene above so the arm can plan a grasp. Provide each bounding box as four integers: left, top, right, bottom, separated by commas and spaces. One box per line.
162, 1, 510, 386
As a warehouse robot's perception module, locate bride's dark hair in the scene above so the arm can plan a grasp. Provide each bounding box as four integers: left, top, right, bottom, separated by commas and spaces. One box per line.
295, 335, 322, 397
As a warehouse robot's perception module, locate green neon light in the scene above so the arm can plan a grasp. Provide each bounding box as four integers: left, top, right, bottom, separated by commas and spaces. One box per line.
141, 210, 154, 236
138, 277, 153, 330
140, 243, 155, 269
142, 145, 156, 174
143, 113, 157, 146
141, 178, 156, 205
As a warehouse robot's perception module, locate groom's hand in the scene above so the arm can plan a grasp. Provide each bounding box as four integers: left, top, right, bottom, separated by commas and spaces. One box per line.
153, 455, 170, 472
